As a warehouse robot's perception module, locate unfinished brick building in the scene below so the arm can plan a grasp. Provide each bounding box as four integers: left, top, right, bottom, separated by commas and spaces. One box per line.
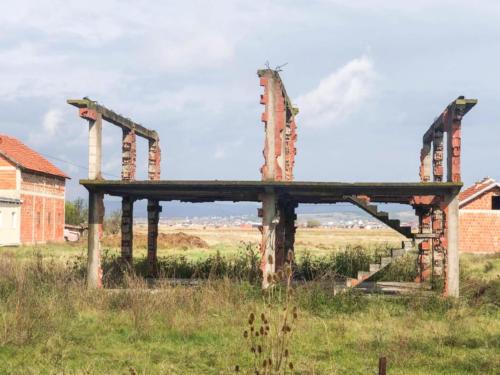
0, 134, 68, 245
71, 69, 477, 298
459, 177, 500, 253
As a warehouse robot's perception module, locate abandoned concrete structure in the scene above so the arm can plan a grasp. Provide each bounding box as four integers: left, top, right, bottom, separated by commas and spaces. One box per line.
0, 134, 68, 246
459, 177, 500, 253
70, 69, 477, 297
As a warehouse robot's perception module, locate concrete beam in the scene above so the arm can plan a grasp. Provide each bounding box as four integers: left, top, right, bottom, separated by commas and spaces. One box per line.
423, 97, 477, 144
68, 98, 158, 141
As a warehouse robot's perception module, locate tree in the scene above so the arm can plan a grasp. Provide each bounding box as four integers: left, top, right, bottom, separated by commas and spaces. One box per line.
65, 198, 88, 225
104, 210, 121, 235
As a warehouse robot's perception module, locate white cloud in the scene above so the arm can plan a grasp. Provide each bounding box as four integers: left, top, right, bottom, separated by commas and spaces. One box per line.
296, 56, 376, 128
42, 109, 62, 135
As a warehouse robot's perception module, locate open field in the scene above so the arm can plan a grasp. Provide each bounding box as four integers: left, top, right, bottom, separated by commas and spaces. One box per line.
0, 228, 498, 374
0, 227, 405, 261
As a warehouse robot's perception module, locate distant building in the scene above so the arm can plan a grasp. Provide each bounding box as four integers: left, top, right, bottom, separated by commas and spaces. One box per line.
0, 134, 68, 246
459, 177, 500, 253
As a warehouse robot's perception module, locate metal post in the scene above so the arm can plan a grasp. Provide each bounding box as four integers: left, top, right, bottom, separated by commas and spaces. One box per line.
378, 357, 387, 375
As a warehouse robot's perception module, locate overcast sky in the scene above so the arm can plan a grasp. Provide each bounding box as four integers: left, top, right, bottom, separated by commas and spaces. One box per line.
1, 0, 499, 201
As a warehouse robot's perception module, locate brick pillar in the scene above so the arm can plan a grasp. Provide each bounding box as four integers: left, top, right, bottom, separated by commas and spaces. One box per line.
284, 114, 298, 181
122, 129, 136, 181
419, 142, 432, 182
446, 112, 461, 183
258, 70, 299, 287
147, 200, 161, 276
148, 138, 161, 181
121, 197, 134, 263
433, 130, 444, 182
416, 207, 432, 282
432, 205, 445, 283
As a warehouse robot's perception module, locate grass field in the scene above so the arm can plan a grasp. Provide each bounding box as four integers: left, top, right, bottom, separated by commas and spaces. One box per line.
1, 227, 404, 261
0, 228, 498, 374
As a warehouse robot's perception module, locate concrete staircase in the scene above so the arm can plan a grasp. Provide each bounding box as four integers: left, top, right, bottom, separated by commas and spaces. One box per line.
344, 195, 413, 238
346, 241, 413, 288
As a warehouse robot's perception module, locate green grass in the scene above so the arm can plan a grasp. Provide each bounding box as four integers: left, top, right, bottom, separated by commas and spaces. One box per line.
0, 247, 498, 374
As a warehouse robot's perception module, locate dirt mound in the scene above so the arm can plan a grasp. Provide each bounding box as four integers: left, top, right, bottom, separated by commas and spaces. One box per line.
102, 231, 209, 250
157, 232, 208, 249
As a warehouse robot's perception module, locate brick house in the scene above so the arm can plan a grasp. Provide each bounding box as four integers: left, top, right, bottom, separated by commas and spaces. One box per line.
0, 134, 68, 246
459, 177, 500, 253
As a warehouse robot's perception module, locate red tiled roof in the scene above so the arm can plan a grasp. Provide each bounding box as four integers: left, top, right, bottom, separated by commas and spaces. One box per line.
0, 134, 68, 179
459, 177, 497, 204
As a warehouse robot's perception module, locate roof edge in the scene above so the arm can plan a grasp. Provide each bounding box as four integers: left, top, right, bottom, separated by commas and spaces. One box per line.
459, 182, 500, 207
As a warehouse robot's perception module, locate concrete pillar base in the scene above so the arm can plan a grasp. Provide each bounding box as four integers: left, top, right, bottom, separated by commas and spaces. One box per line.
87, 191, 104, 289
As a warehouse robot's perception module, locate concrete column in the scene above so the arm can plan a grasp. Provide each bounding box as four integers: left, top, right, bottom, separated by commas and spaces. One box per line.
419, 143, 432, 182
87, 191, 103, 288
121, 197, 134, 263
432, 130, 444, 182
274, 200, 286, 272
147, 200, 161, 276
87, 112, 103, 289
122, 129, 136, 181
283, 201, 297, 262
88, 113, 102, 180
260, 192, 277, 288
445, 193, 460, 297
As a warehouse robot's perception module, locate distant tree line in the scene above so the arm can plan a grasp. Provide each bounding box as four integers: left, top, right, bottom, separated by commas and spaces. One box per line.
65, 198, 87, 225
65, 198, 120, 234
